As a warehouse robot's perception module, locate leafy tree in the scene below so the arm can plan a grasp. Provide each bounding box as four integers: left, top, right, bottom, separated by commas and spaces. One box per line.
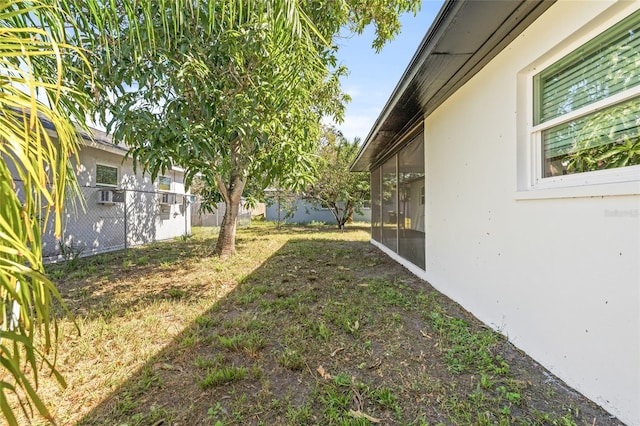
0, 2, 93, 423
1, 0, 275, 423
90, 0, 421, 257
305, 126, 370, 229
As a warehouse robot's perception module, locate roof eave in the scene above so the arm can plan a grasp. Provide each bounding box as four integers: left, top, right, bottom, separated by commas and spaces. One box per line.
351, 0, 556, 172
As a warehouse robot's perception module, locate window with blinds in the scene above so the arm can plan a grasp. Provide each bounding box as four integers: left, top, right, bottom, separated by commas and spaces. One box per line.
533, 10, 640, 178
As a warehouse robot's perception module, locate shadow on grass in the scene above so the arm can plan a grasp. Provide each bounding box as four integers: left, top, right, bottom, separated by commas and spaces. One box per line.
47, 234, 221, 320
46, 225, 618, 426
73, 231, 393, 425
47, 224, 369, 321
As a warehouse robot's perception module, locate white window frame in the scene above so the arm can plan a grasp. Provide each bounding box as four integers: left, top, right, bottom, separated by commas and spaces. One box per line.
522, 5, 640, 195
95, 163, 119, 188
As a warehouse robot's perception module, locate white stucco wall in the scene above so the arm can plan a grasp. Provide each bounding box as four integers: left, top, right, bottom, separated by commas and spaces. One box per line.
389, 1, 640, 423
42, 144, 191, 258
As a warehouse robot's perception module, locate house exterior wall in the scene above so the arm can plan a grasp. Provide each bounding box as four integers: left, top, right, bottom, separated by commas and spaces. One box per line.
42, 144, 191, 259
376, 1, 639, 423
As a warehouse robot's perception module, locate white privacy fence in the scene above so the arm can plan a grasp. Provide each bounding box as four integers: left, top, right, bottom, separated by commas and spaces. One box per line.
190, 201, 252, 228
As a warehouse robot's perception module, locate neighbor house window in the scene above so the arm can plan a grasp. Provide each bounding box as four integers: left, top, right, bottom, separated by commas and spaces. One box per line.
158, 176, 171, 191
96, 164, 118, 187
532, 10, 640, 181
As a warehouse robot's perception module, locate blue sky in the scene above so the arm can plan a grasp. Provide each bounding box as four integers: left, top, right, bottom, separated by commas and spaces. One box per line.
331, 0, 445, 142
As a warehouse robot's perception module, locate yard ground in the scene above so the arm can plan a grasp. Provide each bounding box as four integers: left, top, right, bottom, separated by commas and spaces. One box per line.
24, 223, 621, 425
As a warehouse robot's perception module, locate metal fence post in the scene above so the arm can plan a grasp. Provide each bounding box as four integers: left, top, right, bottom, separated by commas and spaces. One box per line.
123, 189, 128, 250
184, 196, 188, 236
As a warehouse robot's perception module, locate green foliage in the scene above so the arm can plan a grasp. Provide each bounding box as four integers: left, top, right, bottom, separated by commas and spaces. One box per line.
278, 348, 305, 371
430, 312, 507, 375
89, 1, 419, 255
199, 366, 247, 389
264, 188, 300, 227
305, 126, 371, 229
0, 1, 94, 423
566, 99, 640, 173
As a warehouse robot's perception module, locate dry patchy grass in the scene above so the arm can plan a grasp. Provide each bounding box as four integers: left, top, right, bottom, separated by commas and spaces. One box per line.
9, 222, 622, 425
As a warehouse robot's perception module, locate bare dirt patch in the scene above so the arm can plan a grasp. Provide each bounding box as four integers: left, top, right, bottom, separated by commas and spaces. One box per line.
16, 223, 623, 425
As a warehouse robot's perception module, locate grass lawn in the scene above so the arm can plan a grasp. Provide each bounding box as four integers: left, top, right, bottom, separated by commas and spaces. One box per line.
19, 222, 619, 425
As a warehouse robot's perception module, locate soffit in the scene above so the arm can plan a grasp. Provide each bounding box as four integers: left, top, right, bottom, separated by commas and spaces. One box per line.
351, 0, 556, 171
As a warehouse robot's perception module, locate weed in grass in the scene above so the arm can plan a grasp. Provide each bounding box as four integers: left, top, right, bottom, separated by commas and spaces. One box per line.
166, 287, 189, 299
279, 348, 305, 371
199, 366, 247, 389
234, 318, 265, 332
323, 303, 364, 335
286, 403, 312, 424
251, 365, 263, 379
333, 372, 352, 387
374, 386, 399, 410
321, 386, 351, 417
218, 334, 242, 351
235, 292, 260, 306
124, 405, 174, 426
218, 332, 265, 356
244, 331, 266, 354
496, 385, 521, 405
195, 315, 218, 329
129, 366, 162, 395
180, 329, 201, 348
113, 393, 139, 417
48, 267, 65, 281
194, 354, 223, 369
480, 373, 494, 389
430, 311, 505, 375
304, 319, 330, 341
32, 224, 616, 426
207, 402, 226, 421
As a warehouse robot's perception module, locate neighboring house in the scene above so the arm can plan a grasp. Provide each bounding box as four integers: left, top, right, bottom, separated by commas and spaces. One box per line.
351, 1, 639, 424
265, 196, 371, 225
11, 124, 191, 260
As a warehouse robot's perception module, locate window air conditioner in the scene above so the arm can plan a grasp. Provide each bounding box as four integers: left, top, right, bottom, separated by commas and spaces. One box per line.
159, 193, 176, 205
97, 189, 114, 204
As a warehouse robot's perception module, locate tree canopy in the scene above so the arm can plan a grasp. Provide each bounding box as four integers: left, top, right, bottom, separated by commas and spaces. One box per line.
89, 0, 421, 257
0, 2, 92, 422
305, 126, 370, 229
1, 1, 421, 423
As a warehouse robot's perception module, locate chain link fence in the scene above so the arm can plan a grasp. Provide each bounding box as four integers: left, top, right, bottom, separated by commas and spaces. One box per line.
42, 186, 191, 262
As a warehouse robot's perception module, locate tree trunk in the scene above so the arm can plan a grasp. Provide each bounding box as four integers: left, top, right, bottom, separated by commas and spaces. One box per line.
329, 203, 343, 230
213, 173, 246, 258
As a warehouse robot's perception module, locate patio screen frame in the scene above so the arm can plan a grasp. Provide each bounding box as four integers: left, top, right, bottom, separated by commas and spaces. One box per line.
370, 127, 425, 270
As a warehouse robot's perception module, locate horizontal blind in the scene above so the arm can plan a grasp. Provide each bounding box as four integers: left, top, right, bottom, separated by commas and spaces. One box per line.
543, 97, 640, 159
535, 10, 640, 125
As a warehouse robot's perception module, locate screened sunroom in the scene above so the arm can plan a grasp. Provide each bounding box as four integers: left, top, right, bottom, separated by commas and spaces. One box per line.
370, 130, 425, 269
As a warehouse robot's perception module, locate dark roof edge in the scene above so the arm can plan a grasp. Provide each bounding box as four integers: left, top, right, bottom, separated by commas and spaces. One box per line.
351, 0, 461, 170
351, 0, 556, 171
